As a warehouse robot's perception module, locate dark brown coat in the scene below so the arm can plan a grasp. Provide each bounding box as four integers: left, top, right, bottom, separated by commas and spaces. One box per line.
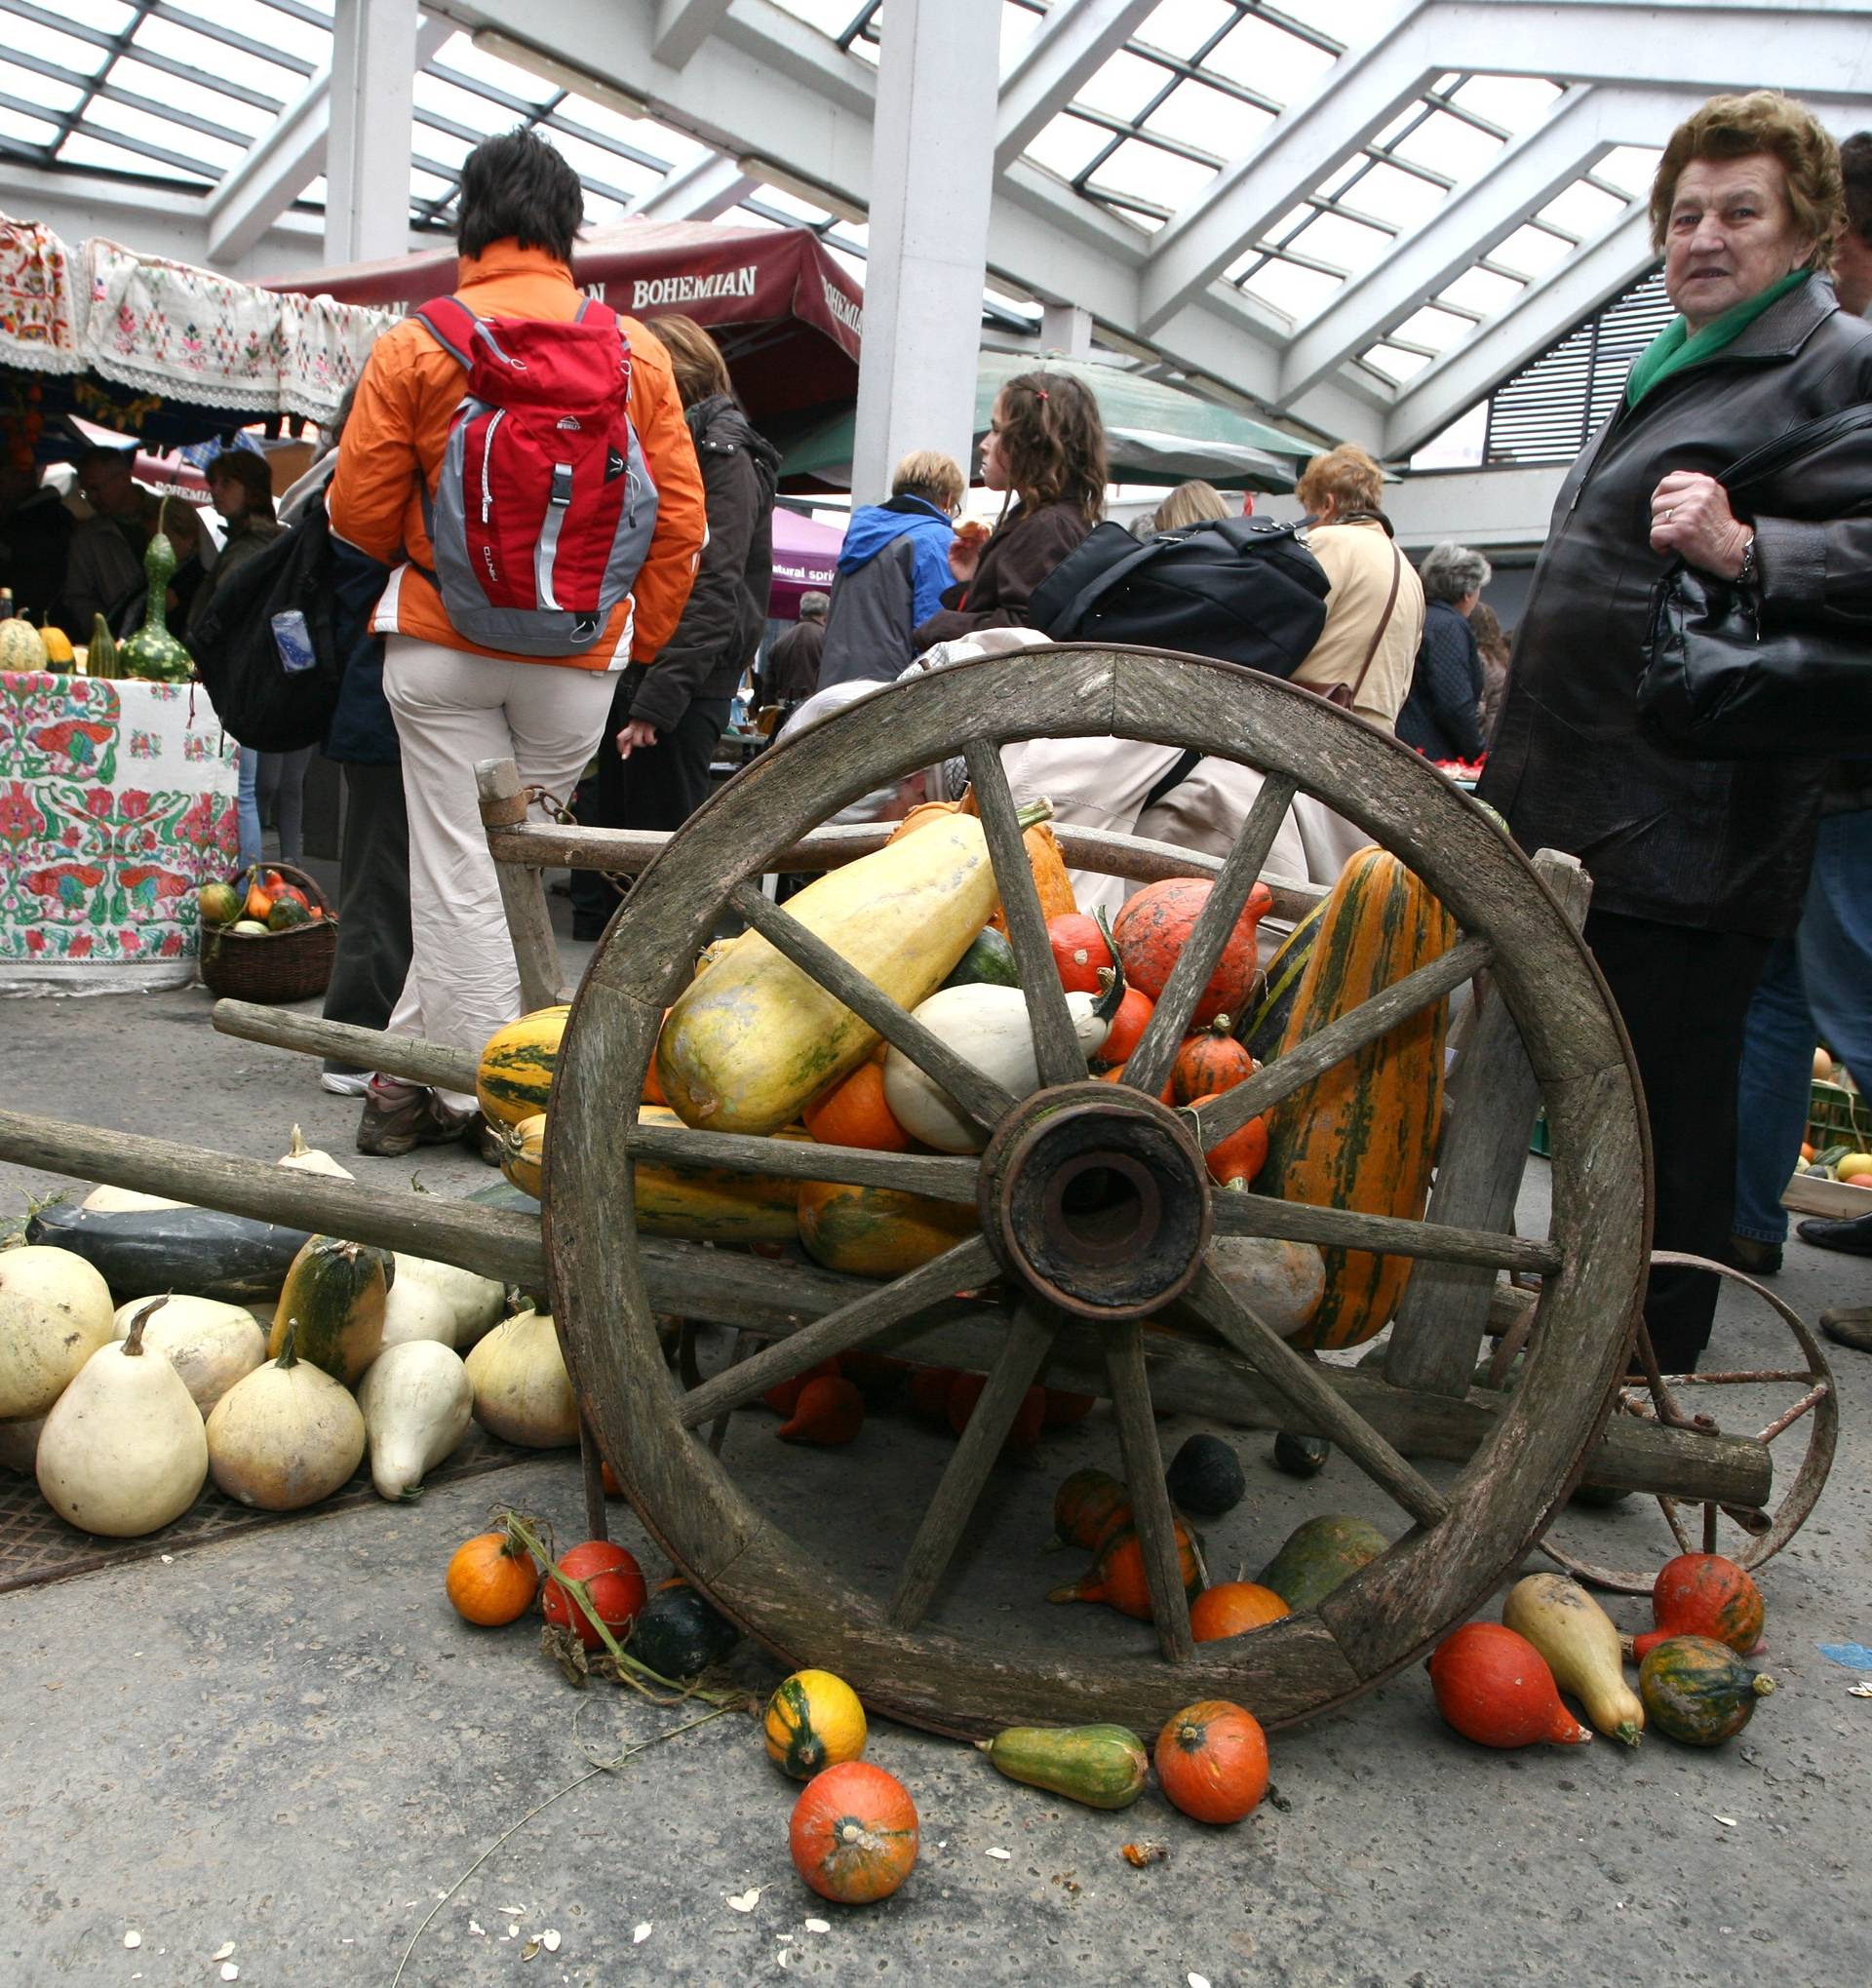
911, 499, 1092, 652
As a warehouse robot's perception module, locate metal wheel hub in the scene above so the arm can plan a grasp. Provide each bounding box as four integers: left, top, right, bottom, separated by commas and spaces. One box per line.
976, 1083, 1213, 1320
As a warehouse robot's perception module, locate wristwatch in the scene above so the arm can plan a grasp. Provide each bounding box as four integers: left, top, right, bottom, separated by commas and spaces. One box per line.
1736, 532, 1758, 588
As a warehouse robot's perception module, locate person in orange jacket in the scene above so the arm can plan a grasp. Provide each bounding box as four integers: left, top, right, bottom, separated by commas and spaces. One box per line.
330, 130, 706, 1158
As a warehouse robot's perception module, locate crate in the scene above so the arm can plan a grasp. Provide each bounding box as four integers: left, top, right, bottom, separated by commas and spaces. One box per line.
1807, 1078, 1872, 1152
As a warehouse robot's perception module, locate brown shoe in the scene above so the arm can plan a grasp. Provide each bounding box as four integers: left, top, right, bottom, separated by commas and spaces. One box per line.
467, 1111, 506, 1167
356, 1077, 473, 1157
1820, 1306, 1872, 1352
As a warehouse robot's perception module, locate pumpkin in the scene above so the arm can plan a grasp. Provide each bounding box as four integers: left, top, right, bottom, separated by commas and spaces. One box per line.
268, 1234, 389, 1385
1170, 1018, 1256, 1107
1631, 1553, 1764, 1659
945, 1372, 1046, 1449
1048, 912, 1113, 992
776, 1375, 866, 1445
978, 1723, 1149, 1810
1097, 987, 1155, 1064
908, 1366, 964, 1423
1052, 1466, 1131, 1550
940, 926, 1020, 990
764, 1357, 843, 1417
205, 1323, 367, 1511
797, 1179, 978, 1277
197, 880, 241, 927
1502, 1574, 1644, 1746
39, 617, 75, 667
1153, 1700, 1269, 1824
1202, 1102, 1269, 1189
1099, 1060, 1174, 1104
803, 1061, 911, 1152
1043, 1386, 1096, 1426
1190, 1582, 1291, 1641
840, 1350, 911, 1405
1428, 1622, 1593, 1748
464, 1309, 579, 1449
541, 1540, 647, 1649
1202, 1234, 1326, 1337
1271, 1430, 1331, 1476
476, 1006, 570, 1131
0, 615, 49, 671
1260, 848, 1458, 1350
627, 1583, 739, 1677
1163, 1432, 1245, 1516
1048, 1518, 1204, 1620
1240, 899, 1327, 1062
0, 1245, 116, 1420
789, 1760, 918, 1905
765, 1668, 868, 1780
1112, 877, 1274, 1028
661, 804, 1048, 1135
446, 1528, 539, 1626
1637, 1634, 1775, 1747
1254, 1513, 1387, 1613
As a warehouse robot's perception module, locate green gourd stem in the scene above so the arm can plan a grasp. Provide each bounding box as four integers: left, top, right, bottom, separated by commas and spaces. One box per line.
1751, 1674, 1776, 1696
276, 1318, 301, 1370
122, 1296, 167, 1356
1014, 799, 1053, 830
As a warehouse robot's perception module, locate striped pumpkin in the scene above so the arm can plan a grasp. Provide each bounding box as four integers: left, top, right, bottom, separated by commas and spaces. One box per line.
476, 1006, 569, 1130
1260, 847, 1457, 1351
797, 1180, 978, 1278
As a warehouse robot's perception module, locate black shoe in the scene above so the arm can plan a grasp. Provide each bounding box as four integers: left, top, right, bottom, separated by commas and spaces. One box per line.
1820, 1306, 1872, 1351
570, 916, 609, 942
1795, 1210, 1872, 1256
1729, 1234, 1783, 1276
356, 1078, 473, 1158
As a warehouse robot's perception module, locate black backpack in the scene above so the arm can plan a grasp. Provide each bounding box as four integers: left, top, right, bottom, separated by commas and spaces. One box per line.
189, 498, 343, 751
1028, 515, 1330, 678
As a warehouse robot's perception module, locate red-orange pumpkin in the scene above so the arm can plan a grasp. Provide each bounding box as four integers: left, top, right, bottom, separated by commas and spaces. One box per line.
945, 1372, 1046, 1449
907, 1365, 963, 1423
1048, 912, 1113, 993
764, 1357, 843, 1418
1631, 1553, 1765, 1659
1427, 1622, 1593, 1748
540, 1540, 646, 1650
1098, 987, 1156, 1064
776, 1376, 866, 1446
1112, 877, 1274, 1027
1154, 1699, 1269, 1823
1171, 1018, 1256, 1107
789, 1761, 919, 1904
1196, 1094, 1269, 1189
1048, 1519, 1203, 1620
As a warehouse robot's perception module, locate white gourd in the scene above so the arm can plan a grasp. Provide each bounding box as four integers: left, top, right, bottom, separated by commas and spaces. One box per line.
80, 1186, 189, 1213
357, 1340, 474, 1499
0, 1413, 47, 1475
35, 1302, 209, 1536
206, 1329, 366, 1510
882, 982, 1119, 1153
463, 1310, 578, 1449
276, 1125, 354, 1179
109, 1294, 267, 1415
0, 1245, 117, 1419
378, 1256, 507, 1350
378, 1267, 460, 1349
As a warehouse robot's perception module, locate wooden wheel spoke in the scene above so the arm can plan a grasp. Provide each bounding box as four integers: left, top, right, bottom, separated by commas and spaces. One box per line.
963, 741, 1085, 1088
1121, 773, 1299, 1097
676, 1233, 998, 1428
626, 1119, 978, 1203
1189, 1260, 1450, 1530
888, 1306, 1057, 1628
726, 880, 1014, 1132
1190, 933, 1492, 1148
1206, 1189, 1562, 1276
1102, 1322, 1195, 1662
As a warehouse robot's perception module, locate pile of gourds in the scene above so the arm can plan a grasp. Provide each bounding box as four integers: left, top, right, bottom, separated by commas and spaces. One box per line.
0, 1129, 576, 1540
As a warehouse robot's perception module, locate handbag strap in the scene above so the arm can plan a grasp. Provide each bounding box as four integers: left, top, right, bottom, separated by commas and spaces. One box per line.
1716, 402, 1872, 498
1344, 542, 1403, 707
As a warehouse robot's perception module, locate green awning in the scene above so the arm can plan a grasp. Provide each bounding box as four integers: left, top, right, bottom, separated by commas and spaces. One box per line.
778, 353, 1318, 492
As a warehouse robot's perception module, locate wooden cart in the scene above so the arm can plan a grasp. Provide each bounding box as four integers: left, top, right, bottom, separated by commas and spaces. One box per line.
0, 646, 1834, 1738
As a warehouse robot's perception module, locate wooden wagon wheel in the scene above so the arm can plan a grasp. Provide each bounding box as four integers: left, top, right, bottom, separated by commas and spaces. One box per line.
1540, 1252, 1838, 1595
546, 644, 1649, 1739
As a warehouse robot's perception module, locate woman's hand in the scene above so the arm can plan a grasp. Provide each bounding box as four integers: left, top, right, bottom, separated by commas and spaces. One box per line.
947, 535, 982, 585
1649, 471, 1752, 578
617, 719, 658, 759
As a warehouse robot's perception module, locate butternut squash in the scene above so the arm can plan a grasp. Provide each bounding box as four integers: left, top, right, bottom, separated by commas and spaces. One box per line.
1502, 1574, 1645, 1746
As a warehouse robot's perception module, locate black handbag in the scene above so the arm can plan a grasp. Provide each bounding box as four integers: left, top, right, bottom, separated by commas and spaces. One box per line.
1028, 514, 1329, 679
1637, 403, 1872, 758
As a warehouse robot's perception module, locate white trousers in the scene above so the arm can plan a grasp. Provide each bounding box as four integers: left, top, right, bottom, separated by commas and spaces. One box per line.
382, 636, 616, 1110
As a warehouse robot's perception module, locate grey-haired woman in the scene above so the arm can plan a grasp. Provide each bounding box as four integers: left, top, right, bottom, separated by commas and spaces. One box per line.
1396, 541, 1491, 762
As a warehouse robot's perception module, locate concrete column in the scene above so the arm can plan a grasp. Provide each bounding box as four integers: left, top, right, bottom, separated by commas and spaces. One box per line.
849, 0, 999, 506
326, 0, 420, 264
1041, 302, 1094, 357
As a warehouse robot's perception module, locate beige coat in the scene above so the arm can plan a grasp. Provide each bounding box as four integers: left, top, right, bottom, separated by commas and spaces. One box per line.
1287, 518, 1424, 729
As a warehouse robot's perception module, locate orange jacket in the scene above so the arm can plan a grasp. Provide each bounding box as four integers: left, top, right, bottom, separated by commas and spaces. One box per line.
329, 241, 706, 670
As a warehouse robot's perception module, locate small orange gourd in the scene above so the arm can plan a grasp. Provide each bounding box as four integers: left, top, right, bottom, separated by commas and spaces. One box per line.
1048, 1519, 1204, 1620
1170, 1018, 1256, 1107
945, 1372, 1045, 1449
802, 1061, 911, 1152
789, 1761, 919, 1904
1190, 1581, 1290, 1642
1154, 1699, 1269, 1823
1427, 1621, 1593, 1748
445, 1529, 538, 1625
1631, 1553, 1765, 1659
776, 1376, 865, 1446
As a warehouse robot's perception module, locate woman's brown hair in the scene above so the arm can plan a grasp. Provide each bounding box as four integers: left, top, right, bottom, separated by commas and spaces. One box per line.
649, 313, 733, 408
1650, 92, 1844, 267
1296, 443, 1384, 519
994, 370, 1107, 526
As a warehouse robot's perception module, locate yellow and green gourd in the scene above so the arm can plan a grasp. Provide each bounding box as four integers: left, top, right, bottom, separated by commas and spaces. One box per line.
87, 613, 120, 681
118, 501, 193, 683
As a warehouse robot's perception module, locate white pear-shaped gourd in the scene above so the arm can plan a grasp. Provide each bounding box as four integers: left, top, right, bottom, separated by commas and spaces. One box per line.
275, 1124, 353, 1179
357, 1340, 474, 1499
0, 1245, 116, 1419
388, 1256, 507, 1349
463, 1310, 578, 1448
80, 1185, 188, 1213
110, 1294, 267, 1415
206, 1323, 366, 1510
36, 1301, 209, 1537
0, 1413, 48, 1475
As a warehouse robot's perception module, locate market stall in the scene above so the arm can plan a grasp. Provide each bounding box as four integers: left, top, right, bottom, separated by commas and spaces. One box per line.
768, 505, 844, 618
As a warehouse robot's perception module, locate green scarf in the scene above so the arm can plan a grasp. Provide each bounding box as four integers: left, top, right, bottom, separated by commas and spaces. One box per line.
1624, 269, 1811, 406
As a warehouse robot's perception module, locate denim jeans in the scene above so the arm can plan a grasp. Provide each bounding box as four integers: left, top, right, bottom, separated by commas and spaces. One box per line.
236, 746, 263, 868
1734, 808, 1872, 1243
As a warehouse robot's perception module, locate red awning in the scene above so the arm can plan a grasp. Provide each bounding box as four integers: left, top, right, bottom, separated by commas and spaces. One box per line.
267, 220, 861, 424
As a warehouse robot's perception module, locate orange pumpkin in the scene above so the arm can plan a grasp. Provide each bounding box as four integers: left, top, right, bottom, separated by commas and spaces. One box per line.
1170, 1019, 1256, 1108
1190, 1581, 1291, 1642
1043, 1386, 1096, 1428
1048, 1519, 1204, 1620
1196, 1092, 1269, 1188
776, 1375, 866, 1446
1099, 1061, 1175, 1105
789, 1761, 919, 1904
907, 1365, 963, 1423
1052, 1466, 1131, 1550
1112, 877, 1273, 1027
644, 1011, 670, 1105
803, 1061, 911, 1152
1631, 1553, 1765, 1659
1154, 1699, 1269, 1824
763, 1356, 843, 1418
1047, 912, 1113, 993
445, 1530, 539, 1626
1098, 986, 1156, 1064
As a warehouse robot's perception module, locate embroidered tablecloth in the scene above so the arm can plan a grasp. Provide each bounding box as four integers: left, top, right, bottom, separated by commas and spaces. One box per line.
0, 671, 238, 995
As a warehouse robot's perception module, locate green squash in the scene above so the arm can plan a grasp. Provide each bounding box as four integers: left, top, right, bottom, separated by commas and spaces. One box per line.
978, 1723, 1150, 1810
628, 1582, 739, 1678
88, 613, 120, 681
941, 926, 1021, 989
1051, 1466, 1130, 1550
1638, 1635, 1775, 1747
117, 508, 193, 683
1271, 1430, 1331, 1478
1164, 1432, 1245, 1516
1254, 1512, 1388, 1613
267, 1234, 390, 1385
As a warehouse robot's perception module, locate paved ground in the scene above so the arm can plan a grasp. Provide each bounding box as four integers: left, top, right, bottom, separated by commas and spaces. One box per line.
2, 910, 1869, 1987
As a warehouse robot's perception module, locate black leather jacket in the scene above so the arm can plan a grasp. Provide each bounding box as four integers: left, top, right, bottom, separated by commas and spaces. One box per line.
1479, 277, 1872, 936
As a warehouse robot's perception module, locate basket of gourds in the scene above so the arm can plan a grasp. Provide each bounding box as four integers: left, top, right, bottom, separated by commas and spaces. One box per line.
197, 861, 337, 1002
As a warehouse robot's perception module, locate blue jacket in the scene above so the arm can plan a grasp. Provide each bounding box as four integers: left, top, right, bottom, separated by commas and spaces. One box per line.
817, 494, 954, 689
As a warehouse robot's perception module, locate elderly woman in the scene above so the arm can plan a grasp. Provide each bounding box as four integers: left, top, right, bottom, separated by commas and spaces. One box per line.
1398, 542, 1491, 763
1478, 92, 1872, 1374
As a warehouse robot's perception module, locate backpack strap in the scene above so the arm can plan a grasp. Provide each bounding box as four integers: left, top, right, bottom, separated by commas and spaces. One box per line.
412, 294, 479, 369
1342, 542, 1402, 710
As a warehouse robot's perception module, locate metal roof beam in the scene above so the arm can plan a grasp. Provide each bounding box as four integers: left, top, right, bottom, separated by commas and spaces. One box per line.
205, 7, 449, 264
652, 0, 736, 69
994, 0, 1160, 171
626, 148, 757, 219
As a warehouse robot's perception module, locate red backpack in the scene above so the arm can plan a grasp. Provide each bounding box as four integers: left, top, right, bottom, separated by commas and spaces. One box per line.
414, 294, 659, 657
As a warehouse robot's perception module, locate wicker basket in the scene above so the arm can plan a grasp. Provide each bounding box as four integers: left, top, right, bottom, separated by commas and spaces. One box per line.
198, 860, 337, 1002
